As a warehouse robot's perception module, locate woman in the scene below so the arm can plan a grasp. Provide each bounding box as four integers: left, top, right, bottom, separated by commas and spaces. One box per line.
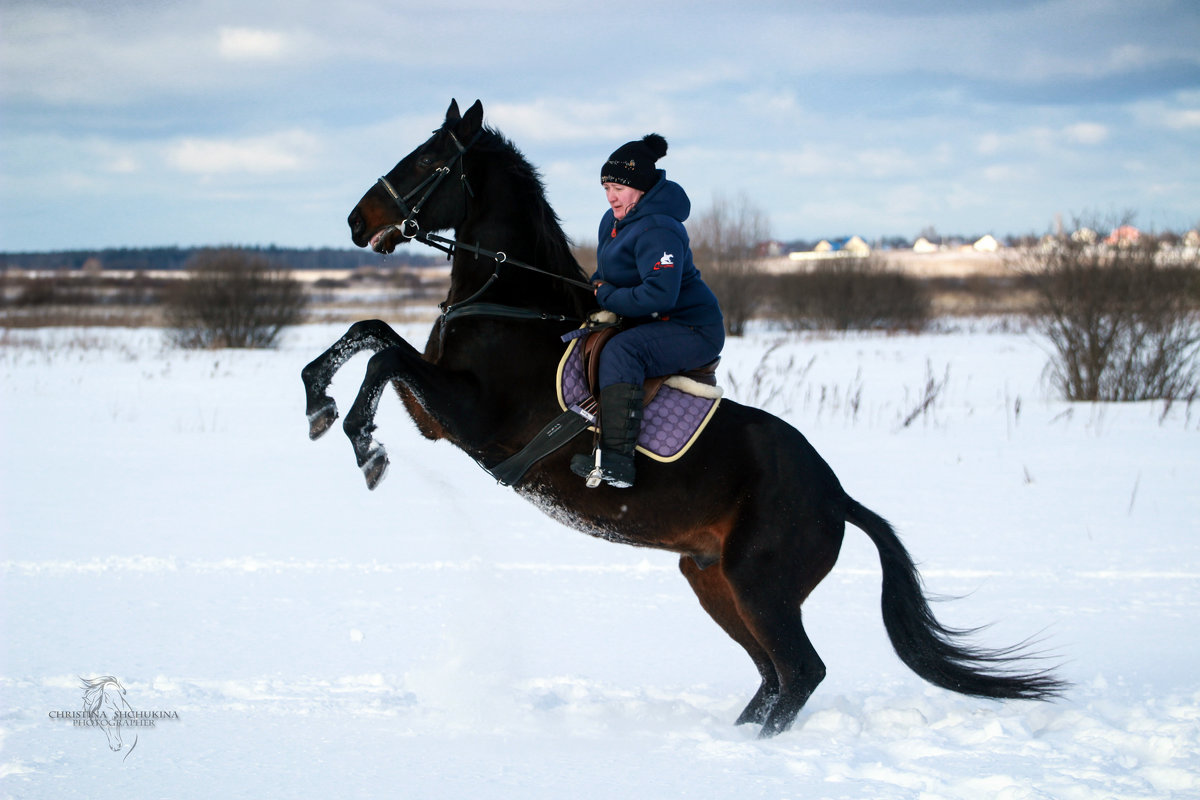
570, 134, 725, 489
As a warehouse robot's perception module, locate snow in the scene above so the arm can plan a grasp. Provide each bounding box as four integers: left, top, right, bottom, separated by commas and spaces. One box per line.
2, 320, 1198, 799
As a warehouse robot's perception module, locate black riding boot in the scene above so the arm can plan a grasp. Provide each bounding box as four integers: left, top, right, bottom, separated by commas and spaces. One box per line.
570, 382, 644, 488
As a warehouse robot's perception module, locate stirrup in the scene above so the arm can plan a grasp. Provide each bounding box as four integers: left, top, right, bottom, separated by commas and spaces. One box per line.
585, 450, 603, 489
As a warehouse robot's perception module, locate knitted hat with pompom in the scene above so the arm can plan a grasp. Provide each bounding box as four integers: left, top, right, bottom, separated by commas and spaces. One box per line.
600, 134, 668, 192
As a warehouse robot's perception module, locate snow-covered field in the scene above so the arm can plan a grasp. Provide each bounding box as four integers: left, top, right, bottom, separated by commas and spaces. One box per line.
2, 320, 1198, 799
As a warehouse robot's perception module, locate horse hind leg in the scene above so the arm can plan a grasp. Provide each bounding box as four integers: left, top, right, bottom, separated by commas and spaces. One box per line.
301, 320, 404, 440
721, 511, 843, 738
679, 556, 780, 727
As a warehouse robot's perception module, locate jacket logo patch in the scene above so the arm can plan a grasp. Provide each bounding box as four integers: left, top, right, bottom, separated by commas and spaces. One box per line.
653, 252, 675, 270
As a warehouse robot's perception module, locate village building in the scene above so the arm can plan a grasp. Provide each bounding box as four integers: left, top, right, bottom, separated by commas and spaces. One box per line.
972, 235, 1000, 253
1104, 225, 1141, 246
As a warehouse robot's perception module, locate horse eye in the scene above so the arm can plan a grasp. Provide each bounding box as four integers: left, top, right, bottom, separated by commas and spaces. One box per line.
418, 155, 435, 168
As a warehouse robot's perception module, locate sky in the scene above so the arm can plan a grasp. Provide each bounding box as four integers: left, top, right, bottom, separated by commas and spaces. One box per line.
1, 0, 1198, 253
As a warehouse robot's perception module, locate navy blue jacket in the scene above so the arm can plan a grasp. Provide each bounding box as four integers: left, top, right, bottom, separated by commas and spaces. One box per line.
594, 171, 724, 329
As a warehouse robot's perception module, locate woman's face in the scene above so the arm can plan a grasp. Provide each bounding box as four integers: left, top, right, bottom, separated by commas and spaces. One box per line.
604, 182, 645, 221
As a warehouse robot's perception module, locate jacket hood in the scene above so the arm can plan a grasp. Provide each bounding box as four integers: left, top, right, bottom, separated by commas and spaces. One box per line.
617, 170, 690, 229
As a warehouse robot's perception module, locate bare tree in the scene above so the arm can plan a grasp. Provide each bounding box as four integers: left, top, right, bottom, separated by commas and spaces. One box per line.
1019, 220, 1200, 402
164, 249, 308, 349
689, 193, 771, 336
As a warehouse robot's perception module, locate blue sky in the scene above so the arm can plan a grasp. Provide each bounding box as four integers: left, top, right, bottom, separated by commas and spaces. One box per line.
2, 0, 1197, 253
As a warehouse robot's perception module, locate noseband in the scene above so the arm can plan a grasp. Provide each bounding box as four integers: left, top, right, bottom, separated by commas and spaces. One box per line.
376, 127, 483, 239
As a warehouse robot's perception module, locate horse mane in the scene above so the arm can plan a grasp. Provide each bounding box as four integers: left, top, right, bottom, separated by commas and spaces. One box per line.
473, 125, 595, 319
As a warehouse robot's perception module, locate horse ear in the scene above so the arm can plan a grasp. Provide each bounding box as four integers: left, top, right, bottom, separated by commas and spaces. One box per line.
459, 99, 484, 139
445, 99, 462, 127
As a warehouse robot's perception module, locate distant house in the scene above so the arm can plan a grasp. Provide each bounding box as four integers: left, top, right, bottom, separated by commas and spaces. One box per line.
1104, 225, 1141, 246
972, 234, 1000, 253
912, 237, 939, 253
842, 235, 870, 255
783, 235, 870, 265
811, 236, 870, 256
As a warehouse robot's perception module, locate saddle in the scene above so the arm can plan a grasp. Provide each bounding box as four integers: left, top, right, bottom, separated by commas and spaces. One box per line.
579, 325, 721, 406
487, 317, 723, 486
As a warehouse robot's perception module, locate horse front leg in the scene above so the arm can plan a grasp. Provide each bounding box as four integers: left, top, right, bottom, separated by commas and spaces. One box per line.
342, 339, 479, 491
300, 320, 406, 440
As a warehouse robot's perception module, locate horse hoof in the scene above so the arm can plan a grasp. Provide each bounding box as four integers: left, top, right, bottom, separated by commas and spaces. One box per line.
735, 691, 777, 727
361, 446, 389, 490
756, 696, 802, 739
307, 399, 339, 440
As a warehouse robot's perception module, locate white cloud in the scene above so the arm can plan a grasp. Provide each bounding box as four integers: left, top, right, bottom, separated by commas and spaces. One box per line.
1162, 109, 1200, 129
977, 122, 1109, 155
217, 27, 289, 61
982, 164, 1029, 183
1129, 93, 1200, 130
166, 131, 320, 175
766, 147, 843, 179
1064, 123, 1109, 145
105, 155, 141, 174
488, 100, 642, 144
854, 148, 921, 179
976, 133, 1005, 157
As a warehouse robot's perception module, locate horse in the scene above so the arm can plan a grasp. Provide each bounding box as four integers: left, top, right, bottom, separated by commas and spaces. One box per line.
302, 99, 1066, 738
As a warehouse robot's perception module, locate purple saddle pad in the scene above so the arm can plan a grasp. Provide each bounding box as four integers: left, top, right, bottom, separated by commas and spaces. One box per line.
556, 337, 720, 462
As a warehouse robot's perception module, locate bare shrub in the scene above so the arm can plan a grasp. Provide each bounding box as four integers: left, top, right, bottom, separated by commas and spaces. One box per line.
570, 241, 597, 277
773, 256, 932, 332
1019, 229, 1200, 401
7, 273, 93, 307
164, 249, 308, 349
689, 193, 771, 336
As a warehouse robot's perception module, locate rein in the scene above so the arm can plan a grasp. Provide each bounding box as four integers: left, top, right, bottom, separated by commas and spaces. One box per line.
419, 231, 594, 292
428, 232, 592, 330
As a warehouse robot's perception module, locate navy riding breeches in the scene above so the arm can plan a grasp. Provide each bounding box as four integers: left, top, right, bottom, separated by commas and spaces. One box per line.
597, 320, 725, 389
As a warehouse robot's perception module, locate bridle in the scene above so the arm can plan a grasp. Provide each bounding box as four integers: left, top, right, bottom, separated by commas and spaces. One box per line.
375, 127, 483, 240
372, 125, 595, 324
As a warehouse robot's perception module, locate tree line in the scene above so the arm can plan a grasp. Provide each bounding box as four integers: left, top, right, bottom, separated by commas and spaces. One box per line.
0, 245, 439, 273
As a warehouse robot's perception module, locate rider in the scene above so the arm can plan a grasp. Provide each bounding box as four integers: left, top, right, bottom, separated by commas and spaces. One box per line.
570, 134, 725, 489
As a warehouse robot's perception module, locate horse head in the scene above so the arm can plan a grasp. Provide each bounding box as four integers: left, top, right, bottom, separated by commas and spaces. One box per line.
348, 98, 486, 254
346, 98, 592, 317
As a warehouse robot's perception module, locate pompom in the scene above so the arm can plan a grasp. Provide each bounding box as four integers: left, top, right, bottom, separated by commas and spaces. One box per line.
641, 134, 668, 160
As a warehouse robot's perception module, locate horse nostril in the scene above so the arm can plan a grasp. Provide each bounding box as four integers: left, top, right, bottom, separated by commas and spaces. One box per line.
348, 210, 363, 234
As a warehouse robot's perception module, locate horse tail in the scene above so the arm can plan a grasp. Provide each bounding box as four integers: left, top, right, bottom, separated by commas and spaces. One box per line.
845, 497, 1068, 701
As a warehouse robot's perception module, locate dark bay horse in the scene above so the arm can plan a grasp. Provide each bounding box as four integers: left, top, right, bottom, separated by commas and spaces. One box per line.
301, 99, 1065, 738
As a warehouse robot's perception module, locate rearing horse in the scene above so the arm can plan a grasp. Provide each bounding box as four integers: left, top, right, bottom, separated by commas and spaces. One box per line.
302, 99, 1065, 738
